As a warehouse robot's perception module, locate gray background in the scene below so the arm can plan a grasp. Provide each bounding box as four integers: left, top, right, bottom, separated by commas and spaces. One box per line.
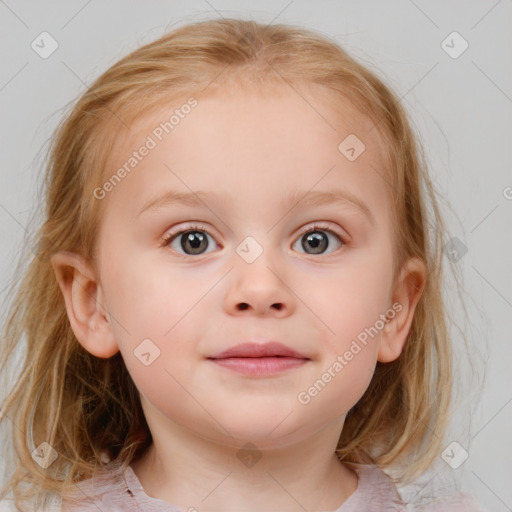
1, 1, 511, 510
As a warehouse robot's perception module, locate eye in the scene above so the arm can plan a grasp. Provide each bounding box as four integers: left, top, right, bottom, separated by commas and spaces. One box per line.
161, 224, 218, 256
292, 223, 345, 256
161, 222, 346, 257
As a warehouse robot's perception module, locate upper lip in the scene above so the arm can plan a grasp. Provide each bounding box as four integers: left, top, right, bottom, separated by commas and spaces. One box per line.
208, 342, 310, 359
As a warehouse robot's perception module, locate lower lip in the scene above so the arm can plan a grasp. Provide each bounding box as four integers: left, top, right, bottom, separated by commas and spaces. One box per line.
209, 357, 308, 376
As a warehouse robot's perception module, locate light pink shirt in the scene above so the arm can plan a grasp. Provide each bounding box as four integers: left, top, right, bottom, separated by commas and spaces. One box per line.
56, 462, 486, 511
0, 462, 487, 511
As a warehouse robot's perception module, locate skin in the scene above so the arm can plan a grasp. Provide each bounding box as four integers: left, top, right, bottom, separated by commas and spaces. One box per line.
51, 85, 426, 512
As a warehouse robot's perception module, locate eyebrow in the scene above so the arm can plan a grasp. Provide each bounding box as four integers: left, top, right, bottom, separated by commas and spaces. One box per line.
137, 189, 375, 226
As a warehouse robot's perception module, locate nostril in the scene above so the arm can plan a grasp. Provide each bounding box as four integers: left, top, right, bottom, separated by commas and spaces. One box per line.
236, 303, 283, 311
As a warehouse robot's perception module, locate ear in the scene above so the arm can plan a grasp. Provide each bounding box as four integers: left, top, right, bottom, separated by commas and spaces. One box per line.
377, 257, 427, 363
50, 251, 119, 358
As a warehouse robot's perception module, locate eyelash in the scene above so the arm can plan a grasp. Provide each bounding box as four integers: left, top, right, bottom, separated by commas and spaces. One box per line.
160, 222, 347, 258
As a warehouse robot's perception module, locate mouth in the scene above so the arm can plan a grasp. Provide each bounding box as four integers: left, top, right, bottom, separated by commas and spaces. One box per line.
207, 342, 310, 376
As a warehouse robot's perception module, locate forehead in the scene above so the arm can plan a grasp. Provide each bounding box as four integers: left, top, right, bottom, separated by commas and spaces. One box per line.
101, 85, 391, 220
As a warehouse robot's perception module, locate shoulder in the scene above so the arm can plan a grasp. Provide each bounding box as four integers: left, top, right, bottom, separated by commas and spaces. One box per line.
390, 466, 488, 512
0, 498, 62, 512
412, 491, 487, 511
61, 462, 131, 510
339, 464, 406, 510
0, 500, 61, 512
345, 465, 487, 512
0, 501, 16, 512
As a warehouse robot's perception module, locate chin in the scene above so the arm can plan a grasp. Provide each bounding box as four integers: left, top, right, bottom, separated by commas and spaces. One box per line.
200, 408, 309, 448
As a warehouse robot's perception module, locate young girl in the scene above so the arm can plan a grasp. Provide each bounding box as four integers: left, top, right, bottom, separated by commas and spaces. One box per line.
0, 17, 486, 512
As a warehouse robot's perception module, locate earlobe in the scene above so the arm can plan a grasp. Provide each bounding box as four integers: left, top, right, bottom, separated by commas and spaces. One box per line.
50, 251, 119, 358
377, 258, 427, 363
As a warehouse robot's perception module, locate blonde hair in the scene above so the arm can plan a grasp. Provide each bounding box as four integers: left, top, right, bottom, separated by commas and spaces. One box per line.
0, 17, 470, 509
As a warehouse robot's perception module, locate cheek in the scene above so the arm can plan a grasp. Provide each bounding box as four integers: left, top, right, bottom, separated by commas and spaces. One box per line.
101, 253, 210, 398
125, 356, 217, 435
302, 253, 393, 348
297, 339, 378, 419
118, 312, 204, 426
103, 250, 208, 342
292, 251, 392, 414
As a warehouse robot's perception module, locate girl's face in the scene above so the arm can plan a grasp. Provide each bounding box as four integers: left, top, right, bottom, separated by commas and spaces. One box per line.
82, 87, 423, 448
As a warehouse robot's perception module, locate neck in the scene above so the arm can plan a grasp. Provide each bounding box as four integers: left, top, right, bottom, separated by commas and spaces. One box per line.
130, 417, 358, 512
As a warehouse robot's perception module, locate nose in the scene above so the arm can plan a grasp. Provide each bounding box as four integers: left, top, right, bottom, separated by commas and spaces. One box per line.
223, 251, 295, 318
